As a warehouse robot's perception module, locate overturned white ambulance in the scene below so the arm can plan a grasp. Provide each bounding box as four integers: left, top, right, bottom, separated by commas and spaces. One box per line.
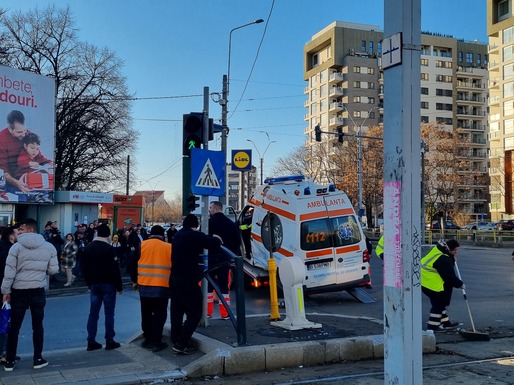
238, 175, 373, 299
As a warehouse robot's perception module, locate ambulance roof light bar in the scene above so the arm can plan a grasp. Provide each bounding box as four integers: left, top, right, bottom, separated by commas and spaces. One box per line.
264, 175, 305, 185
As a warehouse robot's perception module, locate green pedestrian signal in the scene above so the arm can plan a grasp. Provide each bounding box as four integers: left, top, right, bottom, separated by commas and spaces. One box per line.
183, 113, 204, 156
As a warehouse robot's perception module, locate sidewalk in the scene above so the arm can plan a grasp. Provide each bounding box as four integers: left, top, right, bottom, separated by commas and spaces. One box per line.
2, 311, 512, 385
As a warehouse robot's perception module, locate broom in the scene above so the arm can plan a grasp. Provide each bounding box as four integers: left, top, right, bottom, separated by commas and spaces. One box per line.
454, 262, 490, 341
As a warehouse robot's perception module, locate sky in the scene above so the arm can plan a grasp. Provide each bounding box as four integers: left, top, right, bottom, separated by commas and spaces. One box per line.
2, 0, 489, 199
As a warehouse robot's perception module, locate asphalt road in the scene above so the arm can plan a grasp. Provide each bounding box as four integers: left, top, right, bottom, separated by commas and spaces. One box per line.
15, 244, 514, 358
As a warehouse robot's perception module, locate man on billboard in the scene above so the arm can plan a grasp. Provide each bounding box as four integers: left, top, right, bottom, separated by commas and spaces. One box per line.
0, 110, 29, 192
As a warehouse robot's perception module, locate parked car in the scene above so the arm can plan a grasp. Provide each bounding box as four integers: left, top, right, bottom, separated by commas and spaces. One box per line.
429, 220, 460, 230
496, 220, 514, 231
483, 222, 498, 230
462, 221, 489, 230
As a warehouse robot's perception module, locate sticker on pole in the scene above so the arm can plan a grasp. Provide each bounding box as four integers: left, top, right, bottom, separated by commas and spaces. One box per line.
191, 148, 225, 196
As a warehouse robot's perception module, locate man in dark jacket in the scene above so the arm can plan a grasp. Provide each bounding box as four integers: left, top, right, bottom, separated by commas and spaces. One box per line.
170, 214, 221, 354
82, 224, 123, 351
421, 239, 463, 332
207, 201, 241, 319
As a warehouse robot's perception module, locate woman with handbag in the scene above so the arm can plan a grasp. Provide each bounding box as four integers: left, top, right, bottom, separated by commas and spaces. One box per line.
62, 233, 78, 287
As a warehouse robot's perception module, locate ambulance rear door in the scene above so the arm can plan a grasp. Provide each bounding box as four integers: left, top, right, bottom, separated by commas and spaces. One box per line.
300, 196, 366, 289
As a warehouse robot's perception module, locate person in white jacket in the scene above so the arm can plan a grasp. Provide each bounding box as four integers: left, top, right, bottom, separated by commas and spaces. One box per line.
1, 218, 58, 372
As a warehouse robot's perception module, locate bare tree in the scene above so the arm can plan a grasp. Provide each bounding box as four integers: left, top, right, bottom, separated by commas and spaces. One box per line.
0, 6, 138, 191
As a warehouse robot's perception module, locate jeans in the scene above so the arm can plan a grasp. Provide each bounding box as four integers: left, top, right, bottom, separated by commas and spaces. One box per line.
6, 288, 46, 362
87, 284, 117, 343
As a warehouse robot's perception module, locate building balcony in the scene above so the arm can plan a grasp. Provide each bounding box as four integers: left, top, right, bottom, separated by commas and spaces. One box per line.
328, 116, 344, 128
456, 109, 486, 117
456, 66, 486, 78
456, 95, 486, 104
488, 43, 499, 53
328, 72, 344, 84
489, 95, 500, 105
329, 86, 344, 97
457, 81, 485, 90
329, 102, 344, 112
304, 86, 309, 94
488, 61, 499, 70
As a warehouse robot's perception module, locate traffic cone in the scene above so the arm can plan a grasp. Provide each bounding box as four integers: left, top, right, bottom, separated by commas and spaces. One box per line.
207, 292, 214, 318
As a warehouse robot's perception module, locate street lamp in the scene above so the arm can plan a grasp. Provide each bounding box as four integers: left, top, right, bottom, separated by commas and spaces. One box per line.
341, 106, 379, 224
247, 139, 276, 185
221, 19, 264, 205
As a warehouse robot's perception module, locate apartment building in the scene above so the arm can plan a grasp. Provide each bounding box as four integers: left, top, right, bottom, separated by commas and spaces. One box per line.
304, 21, 489, 220
487, 0, 514, 220
227, 165, 257, 212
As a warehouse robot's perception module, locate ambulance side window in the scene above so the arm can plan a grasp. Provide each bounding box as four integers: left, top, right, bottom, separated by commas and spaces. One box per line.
300, 219, 332, 250
332, 215, 362, 246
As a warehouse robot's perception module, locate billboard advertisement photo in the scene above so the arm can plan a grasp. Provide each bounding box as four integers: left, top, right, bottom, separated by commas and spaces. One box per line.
0, 66, 56, 203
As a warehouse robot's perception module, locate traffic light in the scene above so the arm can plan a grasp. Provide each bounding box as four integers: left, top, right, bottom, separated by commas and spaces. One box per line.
186, 194, 200, 212
183, 112, 204, 156
314, 125, 321, 142
337, 126, 344, 143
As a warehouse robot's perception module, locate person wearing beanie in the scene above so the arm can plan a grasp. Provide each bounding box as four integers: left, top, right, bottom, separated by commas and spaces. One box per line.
136, 225, 172, 352
81, 224, 123, 351
421, 239, 464, 332
169, 214, 222, 355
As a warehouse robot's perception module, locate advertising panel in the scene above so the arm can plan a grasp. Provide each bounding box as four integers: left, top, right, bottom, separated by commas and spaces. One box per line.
0, 66, 56, 203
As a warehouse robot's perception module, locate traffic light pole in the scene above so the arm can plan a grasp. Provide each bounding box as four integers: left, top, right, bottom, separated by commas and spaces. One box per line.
200, 86, 210, 328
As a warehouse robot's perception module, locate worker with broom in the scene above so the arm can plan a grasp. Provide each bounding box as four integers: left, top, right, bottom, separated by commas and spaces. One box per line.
421, 239, 464, 332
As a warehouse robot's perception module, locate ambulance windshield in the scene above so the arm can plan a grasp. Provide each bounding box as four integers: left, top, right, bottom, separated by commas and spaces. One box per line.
300, 215, 362, 251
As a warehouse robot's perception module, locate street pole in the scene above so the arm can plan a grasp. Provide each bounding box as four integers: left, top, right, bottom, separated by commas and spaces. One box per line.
247, 139, 276, 185
221, 19, 263, 206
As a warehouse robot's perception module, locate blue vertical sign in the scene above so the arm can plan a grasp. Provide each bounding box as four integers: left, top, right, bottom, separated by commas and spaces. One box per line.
191, 148, 225, 196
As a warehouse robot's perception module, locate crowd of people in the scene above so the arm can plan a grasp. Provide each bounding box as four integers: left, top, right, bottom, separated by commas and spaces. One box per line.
0, 201, 238, 371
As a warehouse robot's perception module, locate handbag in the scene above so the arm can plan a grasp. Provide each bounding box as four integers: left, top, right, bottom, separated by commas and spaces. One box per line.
0, 301, 11, 334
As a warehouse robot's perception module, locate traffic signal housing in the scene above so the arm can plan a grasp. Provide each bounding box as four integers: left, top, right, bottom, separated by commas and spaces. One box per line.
314, 125, 321, 142
186, 194, 200, 212
337, 126, 344, 143
183, 112, 204, 156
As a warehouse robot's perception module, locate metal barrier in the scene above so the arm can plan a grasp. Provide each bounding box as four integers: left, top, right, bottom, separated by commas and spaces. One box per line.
203, 245, 247, 346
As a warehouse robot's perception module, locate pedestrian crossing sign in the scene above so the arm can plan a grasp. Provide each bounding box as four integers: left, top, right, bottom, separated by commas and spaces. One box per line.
190, 148, 225, 196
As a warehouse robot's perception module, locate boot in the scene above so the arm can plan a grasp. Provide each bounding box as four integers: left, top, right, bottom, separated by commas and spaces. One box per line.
219, 293, 231, 319
64, 268, 73, 287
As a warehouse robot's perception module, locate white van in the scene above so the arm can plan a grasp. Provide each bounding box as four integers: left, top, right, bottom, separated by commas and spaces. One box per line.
238, 175, 372, 296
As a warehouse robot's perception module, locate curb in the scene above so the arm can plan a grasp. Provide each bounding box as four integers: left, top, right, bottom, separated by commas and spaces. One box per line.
183, 331, 436, 378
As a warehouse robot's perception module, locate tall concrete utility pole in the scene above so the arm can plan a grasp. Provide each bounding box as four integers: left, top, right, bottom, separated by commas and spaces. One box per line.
383, 0, 423, 384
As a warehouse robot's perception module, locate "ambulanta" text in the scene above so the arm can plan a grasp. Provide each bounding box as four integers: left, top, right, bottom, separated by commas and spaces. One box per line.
307, 198, 344, 208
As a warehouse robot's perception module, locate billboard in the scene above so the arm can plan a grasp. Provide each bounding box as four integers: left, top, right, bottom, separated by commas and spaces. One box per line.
0, 66, 56, 203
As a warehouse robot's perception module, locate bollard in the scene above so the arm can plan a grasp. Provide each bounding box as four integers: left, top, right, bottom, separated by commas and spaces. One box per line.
271, 256, 321, 330
268, 257, 280, 321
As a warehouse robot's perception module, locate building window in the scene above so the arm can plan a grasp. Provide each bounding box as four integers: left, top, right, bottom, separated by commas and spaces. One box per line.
353, 81, 361, 88
361, 40, 366, 52
369, 82, 375, 89
367, 67, 375, 74
504, 25, 514, 44
320, 99, 327, 111
353, 66, 361, 73
433, 49, 438, 56
504, 44, 514, 61
436, 75, 452, 83
421, 87, 429, 95
477, 53, 481, 65
353, 111, 361, 118
312, 53, 319, 67
353, 96, 361, 103
320, 84, 327, 97
435, 88, 452, 97
421, 58, 428, 66
311, 103, 317, 115
499, 0, 510, 21
311, 89, 317, 100
421, 73, 429, 81
421, 101, 429, 109
466, 52, 473, 63
458, 51, 463, 62
369, 97, 375, 104
319, 70, 326, 83
421, 116, 429, 123
378, 42, 382, 54
369, 41, 373, 53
